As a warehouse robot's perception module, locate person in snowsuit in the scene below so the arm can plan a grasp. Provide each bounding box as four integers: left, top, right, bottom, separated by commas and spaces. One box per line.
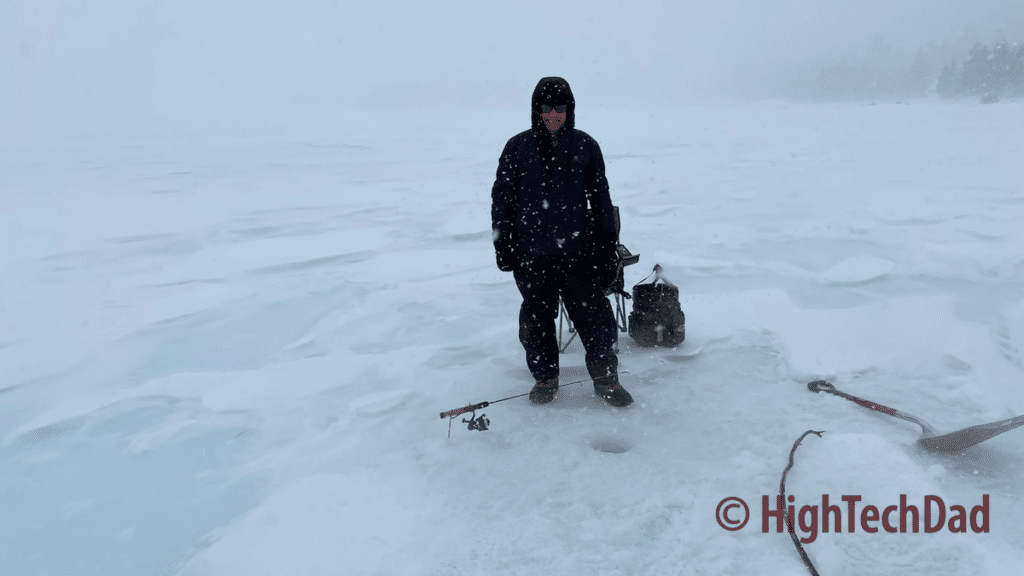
490, 77, 633, 407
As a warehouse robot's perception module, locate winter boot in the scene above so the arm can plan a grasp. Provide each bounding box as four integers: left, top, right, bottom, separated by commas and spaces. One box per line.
594, 375, 633, 407
529, 378, 559, 404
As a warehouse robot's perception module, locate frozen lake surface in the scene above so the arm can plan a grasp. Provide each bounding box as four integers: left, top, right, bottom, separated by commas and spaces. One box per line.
2, 101, 1023, 575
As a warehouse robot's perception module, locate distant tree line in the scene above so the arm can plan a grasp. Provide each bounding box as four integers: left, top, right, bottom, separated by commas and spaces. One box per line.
936, 41, 1024, 99
806, 40, 1024, 101
813, 51, 933, 101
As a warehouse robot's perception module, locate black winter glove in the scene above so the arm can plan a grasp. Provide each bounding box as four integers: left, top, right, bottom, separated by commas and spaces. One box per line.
496, 250, 518, 272
495, 237, 520, 272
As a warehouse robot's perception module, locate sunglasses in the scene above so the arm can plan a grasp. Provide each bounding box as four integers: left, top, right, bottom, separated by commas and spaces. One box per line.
541, 104, 568, 113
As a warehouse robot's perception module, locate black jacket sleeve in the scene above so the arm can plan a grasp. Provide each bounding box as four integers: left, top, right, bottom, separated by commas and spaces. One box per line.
491, 138, 520, 272
584, 138, 619, 285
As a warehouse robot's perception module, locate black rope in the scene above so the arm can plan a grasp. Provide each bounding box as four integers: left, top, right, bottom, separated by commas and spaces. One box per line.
635, 265, 659, 287
780, 430, 824, 576
633, 263, 676, 290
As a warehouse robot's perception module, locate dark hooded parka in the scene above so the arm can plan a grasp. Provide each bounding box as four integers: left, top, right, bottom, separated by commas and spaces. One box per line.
490, 77, 620, 384
490, 77, 618, 277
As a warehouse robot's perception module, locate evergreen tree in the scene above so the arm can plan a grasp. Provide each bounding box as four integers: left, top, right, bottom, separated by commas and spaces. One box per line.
936, 61, 961, 98
906, 48, 933, 96
961, 42, 992, 95
1010, 43, 1024, 96
989, 41, 1013, 93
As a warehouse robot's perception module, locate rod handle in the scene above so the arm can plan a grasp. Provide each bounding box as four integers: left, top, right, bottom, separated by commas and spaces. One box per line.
439, 401, 489, 419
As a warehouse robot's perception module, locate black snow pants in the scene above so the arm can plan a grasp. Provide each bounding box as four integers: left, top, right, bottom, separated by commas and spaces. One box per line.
513, 254, 618, 383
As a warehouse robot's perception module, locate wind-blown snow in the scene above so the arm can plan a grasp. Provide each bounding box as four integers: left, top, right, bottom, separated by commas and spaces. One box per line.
821, 255, 895, 284
1, 102, 1023, 575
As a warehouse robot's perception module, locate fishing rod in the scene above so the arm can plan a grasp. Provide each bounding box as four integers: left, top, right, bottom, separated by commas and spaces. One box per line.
439, 371, 629, 437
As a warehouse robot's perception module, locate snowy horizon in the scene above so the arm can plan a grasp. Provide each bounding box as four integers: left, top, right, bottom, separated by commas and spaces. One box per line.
4, 0, 1024, 145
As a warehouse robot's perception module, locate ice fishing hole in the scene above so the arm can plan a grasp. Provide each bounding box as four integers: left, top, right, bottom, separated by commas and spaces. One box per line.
589, 435, 633, 454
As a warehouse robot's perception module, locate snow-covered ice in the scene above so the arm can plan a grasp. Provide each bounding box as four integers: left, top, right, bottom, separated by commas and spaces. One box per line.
2, 102, 1023, 575
821, 255, 895, 284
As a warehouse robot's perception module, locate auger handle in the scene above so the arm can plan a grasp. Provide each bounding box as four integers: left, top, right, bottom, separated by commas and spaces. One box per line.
439, 401, 489, 420
807, 380, 836, 393
805, 379, 938, 438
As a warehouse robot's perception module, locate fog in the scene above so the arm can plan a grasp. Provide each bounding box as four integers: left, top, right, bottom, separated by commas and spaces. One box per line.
2, 3, 1024, 575
2, 0, 1022, 144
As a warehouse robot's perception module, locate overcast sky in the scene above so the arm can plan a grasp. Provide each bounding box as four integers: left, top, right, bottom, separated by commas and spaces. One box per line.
2, 0, 1022, 143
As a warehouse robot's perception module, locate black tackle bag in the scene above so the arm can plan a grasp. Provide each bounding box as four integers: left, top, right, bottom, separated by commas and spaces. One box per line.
628, 264, 685, 347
